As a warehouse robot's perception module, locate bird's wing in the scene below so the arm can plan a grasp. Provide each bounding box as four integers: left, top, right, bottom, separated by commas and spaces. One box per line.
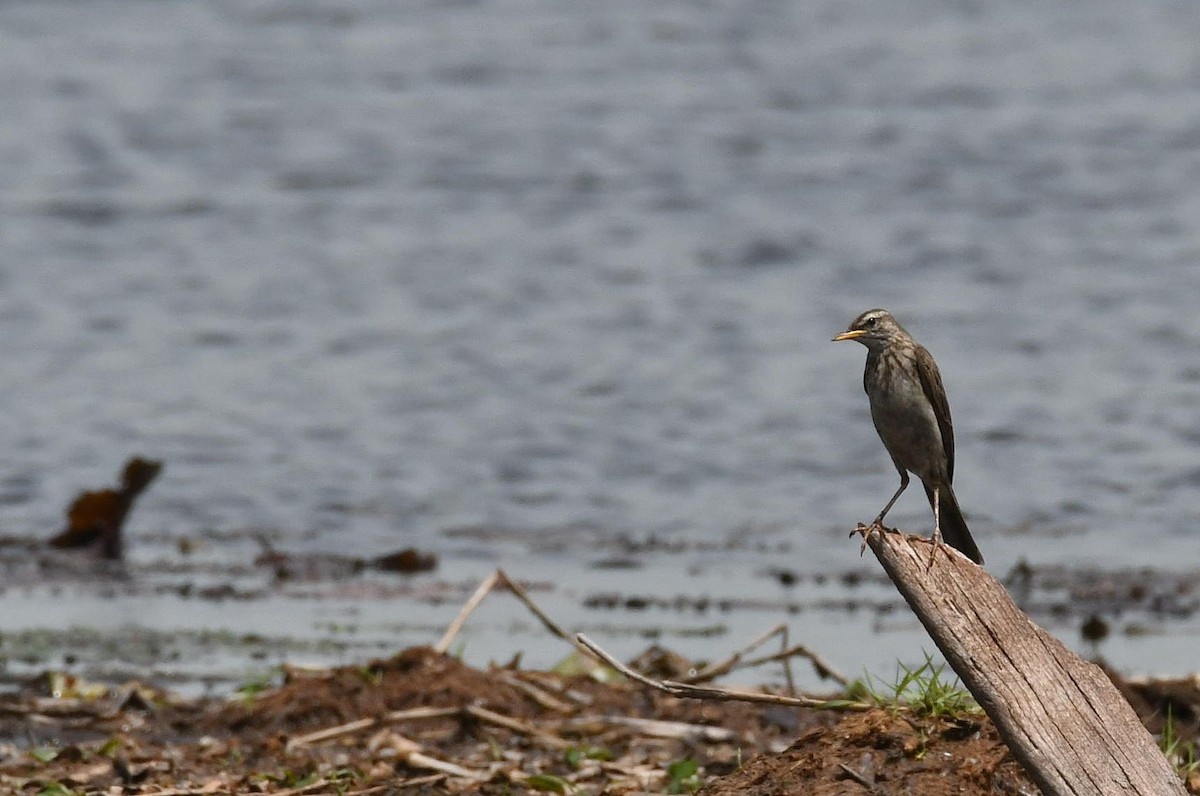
914, 344, 955, 481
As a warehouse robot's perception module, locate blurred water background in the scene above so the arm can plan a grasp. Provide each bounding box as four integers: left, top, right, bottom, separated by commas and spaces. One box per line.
1, 0, 1198, 693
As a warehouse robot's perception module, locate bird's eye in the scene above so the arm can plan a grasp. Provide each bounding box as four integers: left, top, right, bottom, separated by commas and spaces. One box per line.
864, 316, 877, 328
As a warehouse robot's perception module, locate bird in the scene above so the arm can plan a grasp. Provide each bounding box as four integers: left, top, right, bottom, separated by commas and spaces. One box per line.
832, 309, 984, 565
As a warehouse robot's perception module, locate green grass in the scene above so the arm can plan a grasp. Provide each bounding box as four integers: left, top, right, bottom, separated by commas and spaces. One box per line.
233, 666, 283, 706
665, 758, 703, 794
1159, 706, 1200, 778
35, 784, 82, 796
852, 652, 980, 719
564, 745, 615, 769
526, 773, 575, 794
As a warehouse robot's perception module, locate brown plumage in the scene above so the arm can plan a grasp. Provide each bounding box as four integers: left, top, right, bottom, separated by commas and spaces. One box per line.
833, 309, 983, 564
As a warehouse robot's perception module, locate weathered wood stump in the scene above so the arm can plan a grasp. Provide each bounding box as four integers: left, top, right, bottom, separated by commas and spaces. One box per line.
863, 527, 1186, 795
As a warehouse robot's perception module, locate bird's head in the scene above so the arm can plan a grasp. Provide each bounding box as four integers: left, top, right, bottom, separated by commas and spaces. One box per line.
832, 308, 906, 350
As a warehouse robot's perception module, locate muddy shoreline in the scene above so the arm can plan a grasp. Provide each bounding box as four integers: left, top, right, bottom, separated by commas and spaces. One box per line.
4, 515, 1198, 791
2, 644, 1197, 794
2, 527, 1197, 699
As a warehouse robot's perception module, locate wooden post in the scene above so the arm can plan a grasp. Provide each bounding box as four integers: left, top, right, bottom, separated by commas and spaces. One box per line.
862, 528, 1186, 796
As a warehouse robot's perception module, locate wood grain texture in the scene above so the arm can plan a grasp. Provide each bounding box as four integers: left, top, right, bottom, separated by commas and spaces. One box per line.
863, 528, 1186, 795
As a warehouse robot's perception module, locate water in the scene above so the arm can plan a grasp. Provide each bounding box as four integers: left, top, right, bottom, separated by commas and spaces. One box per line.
0, 0, 1198, 692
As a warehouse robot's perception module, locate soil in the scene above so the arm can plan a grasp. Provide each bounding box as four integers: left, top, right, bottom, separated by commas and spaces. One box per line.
2, 646, 1197, 795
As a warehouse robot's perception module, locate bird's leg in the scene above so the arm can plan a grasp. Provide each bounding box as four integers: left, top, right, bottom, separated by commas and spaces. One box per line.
926, 485, 951, 570
856, 471, 909, 556
871, 471, 909, 531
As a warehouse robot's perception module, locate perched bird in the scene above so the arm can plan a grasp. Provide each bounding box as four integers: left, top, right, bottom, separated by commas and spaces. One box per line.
833, 309, 984, 564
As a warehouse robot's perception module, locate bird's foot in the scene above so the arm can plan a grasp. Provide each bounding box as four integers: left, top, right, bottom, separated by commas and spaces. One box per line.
850, 521, 887, 557
925, 529, 953, 571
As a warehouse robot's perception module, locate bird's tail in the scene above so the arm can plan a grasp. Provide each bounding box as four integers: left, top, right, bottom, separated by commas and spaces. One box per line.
924, 482, 984, 565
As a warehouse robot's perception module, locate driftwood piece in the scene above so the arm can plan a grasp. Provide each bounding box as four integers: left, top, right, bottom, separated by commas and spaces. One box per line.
862, 527, 1185, 796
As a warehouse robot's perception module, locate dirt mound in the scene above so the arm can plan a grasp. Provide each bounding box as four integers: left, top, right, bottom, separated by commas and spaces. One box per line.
700, 710, 1033, 796
212, 646, 539, 737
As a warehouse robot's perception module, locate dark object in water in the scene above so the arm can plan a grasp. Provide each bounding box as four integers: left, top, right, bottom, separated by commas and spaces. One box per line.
48, 457, 163, 559
371, 547, 438, 574
252, 538, 438, 581
1080, 613, 1110, 644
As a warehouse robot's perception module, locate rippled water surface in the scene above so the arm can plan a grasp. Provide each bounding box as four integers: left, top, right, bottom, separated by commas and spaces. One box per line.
1, 1, 1199, 690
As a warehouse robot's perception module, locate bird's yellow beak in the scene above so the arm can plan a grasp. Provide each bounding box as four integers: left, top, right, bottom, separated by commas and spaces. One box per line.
832, 329, 866, 342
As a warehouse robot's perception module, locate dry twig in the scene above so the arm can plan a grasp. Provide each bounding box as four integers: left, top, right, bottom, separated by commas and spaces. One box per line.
837, 762, 875, 788
684, 623, 796, 688
381, 732, 486, 779
435, 569, 595, 661
576, 633, 863, 710
496, 671, 577, 713
287, 706, 458, 749
680, 623, 847, 688
566, 715, 735, 742
464, 704, 572, 749
740, 642, 848, 687
434, 570, 502, 654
